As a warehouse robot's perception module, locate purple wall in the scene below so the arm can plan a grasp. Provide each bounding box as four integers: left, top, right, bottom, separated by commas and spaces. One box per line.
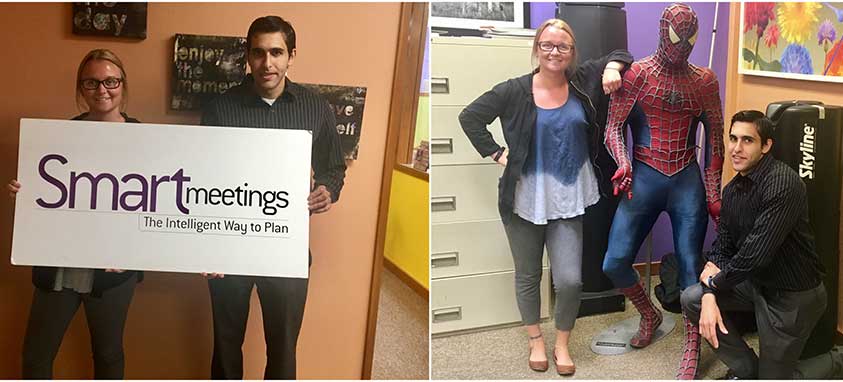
529, 2, 556, 25
421, 27, 430, 93
530, 2, 731, 263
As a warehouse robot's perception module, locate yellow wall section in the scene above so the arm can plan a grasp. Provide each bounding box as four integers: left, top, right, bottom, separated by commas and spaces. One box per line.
384, 170, 429, 290
414, 94, 430, 147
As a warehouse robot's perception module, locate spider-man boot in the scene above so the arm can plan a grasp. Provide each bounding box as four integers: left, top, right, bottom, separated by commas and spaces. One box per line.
620, 282, 663, 348
676, 312, 701, 379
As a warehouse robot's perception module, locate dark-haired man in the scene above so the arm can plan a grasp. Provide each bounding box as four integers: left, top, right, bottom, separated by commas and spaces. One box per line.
680, 110, 826, 379
201, 15, 346, 379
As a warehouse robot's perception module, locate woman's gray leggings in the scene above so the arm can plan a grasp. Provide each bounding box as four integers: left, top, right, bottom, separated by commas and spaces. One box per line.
503, 214, 583, 331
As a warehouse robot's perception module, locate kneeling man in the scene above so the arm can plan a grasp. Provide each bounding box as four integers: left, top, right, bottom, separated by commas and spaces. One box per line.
681, 110, 827, 379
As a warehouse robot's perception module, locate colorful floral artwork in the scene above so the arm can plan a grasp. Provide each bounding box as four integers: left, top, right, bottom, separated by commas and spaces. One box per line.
740, 2, 843, 83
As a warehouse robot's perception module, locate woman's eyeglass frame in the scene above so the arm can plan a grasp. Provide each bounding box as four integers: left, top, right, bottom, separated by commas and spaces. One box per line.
538, 41, 574, 54
80, 77, 123, 90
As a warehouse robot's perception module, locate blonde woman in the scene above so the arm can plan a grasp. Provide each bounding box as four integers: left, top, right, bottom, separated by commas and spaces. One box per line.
8, 49, 142, 379
460, 19, 631, 375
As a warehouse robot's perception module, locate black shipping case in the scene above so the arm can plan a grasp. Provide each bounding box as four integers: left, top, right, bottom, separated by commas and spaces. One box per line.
557, 2, 628, 316
766, 101, 842, 359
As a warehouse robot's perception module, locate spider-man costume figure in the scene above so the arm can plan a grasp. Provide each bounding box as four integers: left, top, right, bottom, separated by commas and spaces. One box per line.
602, 4, 723, 379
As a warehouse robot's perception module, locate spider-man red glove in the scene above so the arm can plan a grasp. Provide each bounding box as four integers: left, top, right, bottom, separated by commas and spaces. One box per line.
611, 163, 633, 200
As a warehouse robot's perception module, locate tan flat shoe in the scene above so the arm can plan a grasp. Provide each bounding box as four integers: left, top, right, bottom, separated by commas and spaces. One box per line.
529, 358, 549, 372
553, 351, 576, 376
528, 334, 548, 372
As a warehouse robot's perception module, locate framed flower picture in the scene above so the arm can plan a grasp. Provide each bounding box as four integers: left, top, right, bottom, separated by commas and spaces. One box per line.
739, 2, 843, 83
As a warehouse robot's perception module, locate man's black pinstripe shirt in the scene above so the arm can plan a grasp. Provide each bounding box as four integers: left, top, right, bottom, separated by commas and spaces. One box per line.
201, 75, 346, 202
706, 154, 825, 292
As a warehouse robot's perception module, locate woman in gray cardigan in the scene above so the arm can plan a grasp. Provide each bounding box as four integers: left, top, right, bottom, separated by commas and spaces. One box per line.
460, 18, 632, 376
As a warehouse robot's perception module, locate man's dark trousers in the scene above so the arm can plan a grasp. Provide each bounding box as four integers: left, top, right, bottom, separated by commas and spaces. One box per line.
209, 275, 308, 379
681, 281, 826, 379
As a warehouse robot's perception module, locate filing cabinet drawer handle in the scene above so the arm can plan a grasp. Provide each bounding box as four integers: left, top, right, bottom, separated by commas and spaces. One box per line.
431, 196, 457, 212
430, 138, 454, 154
432, 306, 462, 323
431, 77, 450, 94
431, 251, 459, 268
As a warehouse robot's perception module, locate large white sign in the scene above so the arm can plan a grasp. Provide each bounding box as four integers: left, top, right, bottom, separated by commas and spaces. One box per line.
11, 118, 312, 278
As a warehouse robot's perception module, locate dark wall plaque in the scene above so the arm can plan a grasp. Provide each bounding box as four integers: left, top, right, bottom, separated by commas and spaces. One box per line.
171, 33, 247, 111
72, 3, 148, 39
300, 84, 368, 160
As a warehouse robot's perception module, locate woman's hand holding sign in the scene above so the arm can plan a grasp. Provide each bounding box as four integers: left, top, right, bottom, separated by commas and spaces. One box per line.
7, 179, 20, 197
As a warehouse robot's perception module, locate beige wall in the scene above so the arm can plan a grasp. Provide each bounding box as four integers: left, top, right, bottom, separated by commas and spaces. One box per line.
0, 2, 400, 378
724, 3, 843, 333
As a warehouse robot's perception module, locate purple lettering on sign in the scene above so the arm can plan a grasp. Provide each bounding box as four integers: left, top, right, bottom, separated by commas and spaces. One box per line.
32, 153, 290, 216
171, 169, 191, 215
150, 175, 171, 212
35, 153, 192, 214
69, 171, 119, 210
120, 173, 149, 211
36, 154, 69, 208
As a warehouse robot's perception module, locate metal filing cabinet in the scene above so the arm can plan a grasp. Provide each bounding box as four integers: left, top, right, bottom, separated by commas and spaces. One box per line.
430, 36, 551, 335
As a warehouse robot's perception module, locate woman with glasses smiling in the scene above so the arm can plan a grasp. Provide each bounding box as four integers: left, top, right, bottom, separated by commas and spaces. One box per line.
7, 49, 141, 379
460, 19, 632, 376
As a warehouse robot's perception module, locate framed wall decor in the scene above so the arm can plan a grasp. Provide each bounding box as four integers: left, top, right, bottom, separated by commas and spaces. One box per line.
171, 34, 247, 110
72, 2, 148, 39
739, 2, 843, 83
300, 84, 368, 160
431, 2, 529, 30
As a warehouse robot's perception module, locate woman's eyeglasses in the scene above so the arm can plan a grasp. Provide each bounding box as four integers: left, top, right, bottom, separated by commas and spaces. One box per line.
538, 42, 573, 54
80, 77, 123, 90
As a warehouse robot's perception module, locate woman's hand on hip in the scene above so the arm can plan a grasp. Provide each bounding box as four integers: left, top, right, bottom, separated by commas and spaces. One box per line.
494, 148, 508, 166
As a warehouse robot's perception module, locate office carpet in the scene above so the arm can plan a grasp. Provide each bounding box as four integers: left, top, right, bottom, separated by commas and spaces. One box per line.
372, 268, 430, 380
432, 278, 759, 380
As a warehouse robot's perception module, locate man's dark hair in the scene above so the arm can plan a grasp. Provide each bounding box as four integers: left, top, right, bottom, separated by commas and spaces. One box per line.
730, 110, 774, 144
246, 16, 296, 53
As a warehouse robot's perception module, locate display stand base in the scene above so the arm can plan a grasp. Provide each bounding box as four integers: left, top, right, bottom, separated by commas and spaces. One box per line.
590, 314, 676, 355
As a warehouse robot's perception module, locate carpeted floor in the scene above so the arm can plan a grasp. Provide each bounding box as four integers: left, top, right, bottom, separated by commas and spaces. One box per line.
372, 268, 430, 380
432, 278, 759, 380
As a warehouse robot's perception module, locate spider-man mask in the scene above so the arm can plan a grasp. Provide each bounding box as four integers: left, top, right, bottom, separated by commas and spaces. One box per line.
657, 3, 699, 66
